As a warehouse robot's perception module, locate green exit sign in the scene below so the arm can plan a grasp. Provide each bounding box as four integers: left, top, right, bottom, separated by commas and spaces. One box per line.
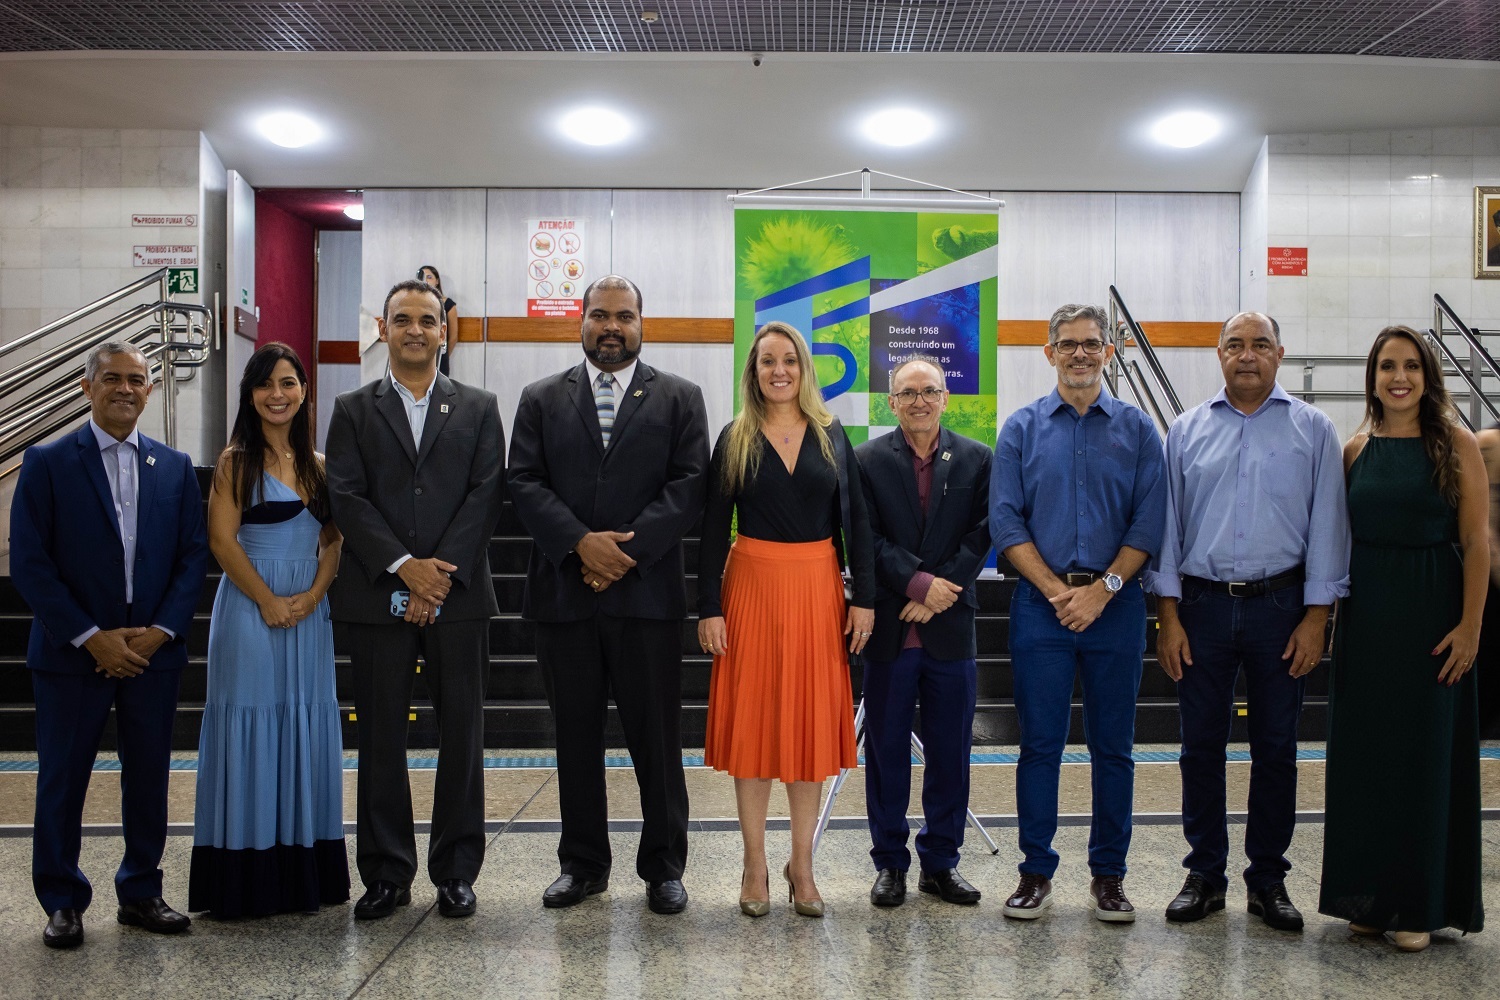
167, 267, 199, 295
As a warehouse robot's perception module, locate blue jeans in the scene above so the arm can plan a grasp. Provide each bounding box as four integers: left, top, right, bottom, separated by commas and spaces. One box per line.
863, 647, 977, 873
1010, 578, 1145, 878
1175, 576, 1307, 891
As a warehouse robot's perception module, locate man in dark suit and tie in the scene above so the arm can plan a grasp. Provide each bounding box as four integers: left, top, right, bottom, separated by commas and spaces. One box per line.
855, 356, 992, 908
508, 274, 710, 915
11, 341, 208, 948
326, 279, 505, 920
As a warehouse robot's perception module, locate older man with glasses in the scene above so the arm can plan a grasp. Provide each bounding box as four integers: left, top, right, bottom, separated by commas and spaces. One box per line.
990, 304, 1166, 923
855, 357, 993, 908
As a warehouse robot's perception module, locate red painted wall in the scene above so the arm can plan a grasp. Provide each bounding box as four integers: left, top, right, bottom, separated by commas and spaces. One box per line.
253, 196, 317, 388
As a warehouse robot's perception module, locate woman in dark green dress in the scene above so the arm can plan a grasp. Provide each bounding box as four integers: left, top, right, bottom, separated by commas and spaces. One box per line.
1320, 325, 1487, 951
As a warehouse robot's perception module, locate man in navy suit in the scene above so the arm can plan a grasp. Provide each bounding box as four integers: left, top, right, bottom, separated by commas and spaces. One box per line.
10, 341, 208, 949
855, 356, 992, 908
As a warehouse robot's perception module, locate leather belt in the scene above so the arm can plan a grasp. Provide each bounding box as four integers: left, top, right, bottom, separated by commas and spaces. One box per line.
1058, 571, 1103, 587
1183, 567, 1304, 598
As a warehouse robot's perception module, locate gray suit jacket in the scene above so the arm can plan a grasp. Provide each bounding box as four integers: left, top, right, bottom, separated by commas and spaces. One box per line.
326, 372, 505, 624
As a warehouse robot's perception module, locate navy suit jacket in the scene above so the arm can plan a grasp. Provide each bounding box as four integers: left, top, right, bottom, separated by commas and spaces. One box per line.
10, 423, 208, 674
855, 425, 992, 663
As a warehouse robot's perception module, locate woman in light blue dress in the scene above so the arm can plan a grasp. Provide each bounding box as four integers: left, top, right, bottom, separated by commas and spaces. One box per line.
189, 343, 349, 917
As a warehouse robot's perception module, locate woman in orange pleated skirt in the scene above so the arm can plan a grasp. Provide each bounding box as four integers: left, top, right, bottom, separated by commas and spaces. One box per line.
697, 321, 875, 917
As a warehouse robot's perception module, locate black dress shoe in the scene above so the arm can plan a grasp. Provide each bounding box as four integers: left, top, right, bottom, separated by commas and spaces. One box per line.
354, 881, 412, 921
1248, 882, 1304, 932
43, 908, 83, 949
436, 879, 476, 918
646, 879, 688, 915
1165, 872, 1226, 923
918, 867, 981, 905
116, 897, 190, 934
870, 869, 907, 907
543, 873, 608, 909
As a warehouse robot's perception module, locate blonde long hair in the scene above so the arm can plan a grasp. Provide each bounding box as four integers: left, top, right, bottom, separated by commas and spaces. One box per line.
719, 321, 836, 495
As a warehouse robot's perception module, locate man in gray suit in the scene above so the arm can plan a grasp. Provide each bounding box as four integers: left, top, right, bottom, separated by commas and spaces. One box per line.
326, 279, 505, 921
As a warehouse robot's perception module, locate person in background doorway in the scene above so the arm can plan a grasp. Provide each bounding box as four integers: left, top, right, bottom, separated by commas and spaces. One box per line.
189, 342, 349, 918
418, 265, 461, 377
1318, 325, 1486, 952
11, 341, 209, 948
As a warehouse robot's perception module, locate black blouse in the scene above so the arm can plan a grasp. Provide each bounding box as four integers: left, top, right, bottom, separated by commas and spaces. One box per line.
697, 419, 875, 618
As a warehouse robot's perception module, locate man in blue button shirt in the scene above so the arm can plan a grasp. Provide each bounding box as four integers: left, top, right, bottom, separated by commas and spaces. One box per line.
1144, 311, 1350, 933
991, 304, 1166, 923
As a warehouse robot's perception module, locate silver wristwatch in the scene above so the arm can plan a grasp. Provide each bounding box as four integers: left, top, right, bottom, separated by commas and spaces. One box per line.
1102, 572, 1124, 594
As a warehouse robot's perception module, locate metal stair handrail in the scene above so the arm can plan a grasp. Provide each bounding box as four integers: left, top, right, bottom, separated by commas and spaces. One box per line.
1432, 293, 1500, 430
1105, 285, 1185, 436
0, 269, 213, 474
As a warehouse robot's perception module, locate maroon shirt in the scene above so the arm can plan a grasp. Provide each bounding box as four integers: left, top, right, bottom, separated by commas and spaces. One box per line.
902, 430, 938, 650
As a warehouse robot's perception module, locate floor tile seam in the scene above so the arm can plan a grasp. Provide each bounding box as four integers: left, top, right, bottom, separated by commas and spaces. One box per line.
346, 769, 558, 998
18, 745, 1495, 773
8, 808, 1500, 839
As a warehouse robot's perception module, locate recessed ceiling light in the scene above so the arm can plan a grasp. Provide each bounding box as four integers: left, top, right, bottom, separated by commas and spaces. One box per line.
1150, 111, 1220, 149
257, 111, 323, 149
558, 107, 633, 146
343, 204, 365, 221
860, 108, 936, 147
640, 10, 660, 23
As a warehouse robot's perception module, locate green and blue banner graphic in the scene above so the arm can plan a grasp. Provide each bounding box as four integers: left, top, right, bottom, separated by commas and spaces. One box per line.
734, 207, 999, 446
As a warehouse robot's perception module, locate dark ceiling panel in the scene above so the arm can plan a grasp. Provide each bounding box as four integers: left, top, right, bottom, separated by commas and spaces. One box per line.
0, 2, 1495, 60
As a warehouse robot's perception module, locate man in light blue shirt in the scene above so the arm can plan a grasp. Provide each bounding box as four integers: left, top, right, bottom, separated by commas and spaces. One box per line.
1144, 311, 1350, 933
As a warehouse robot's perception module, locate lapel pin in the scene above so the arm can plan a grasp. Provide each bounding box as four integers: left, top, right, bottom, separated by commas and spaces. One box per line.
941, 451, 951, 462
146, 455, 156, 466
440, 404, 449, 413
633, 390, 643, 397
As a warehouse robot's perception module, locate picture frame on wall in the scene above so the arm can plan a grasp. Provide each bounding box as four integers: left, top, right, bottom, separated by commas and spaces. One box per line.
1478, 186, 1500, 279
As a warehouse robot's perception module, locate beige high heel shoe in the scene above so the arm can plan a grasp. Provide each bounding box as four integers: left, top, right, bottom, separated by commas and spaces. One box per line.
1392, 931, 1431, 952
783, 863, 824, 918
739, 869, 770, 918
1348, 922, 1383, 936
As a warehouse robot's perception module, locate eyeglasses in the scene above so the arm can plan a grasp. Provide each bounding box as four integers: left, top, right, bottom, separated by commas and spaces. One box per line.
1052, 339, 1106, 356
892, 387, 947, 405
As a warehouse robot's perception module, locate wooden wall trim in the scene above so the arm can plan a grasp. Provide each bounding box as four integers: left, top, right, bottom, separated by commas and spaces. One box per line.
458, 317, 1221, 347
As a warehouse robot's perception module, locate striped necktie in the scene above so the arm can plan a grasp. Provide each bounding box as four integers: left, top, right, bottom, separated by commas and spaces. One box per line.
594, 372, 615, 448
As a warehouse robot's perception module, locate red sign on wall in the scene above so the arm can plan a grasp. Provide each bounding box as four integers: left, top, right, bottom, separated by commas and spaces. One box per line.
1267, 246, 1308, 276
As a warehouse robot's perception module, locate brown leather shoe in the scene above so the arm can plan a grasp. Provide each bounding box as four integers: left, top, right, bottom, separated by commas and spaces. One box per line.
1089, 875, 1136, 923
1002, 873, 1052, 920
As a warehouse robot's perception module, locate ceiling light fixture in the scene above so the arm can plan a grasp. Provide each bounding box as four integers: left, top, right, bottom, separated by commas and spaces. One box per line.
558, 106, 634, 146
640, 10, 660, 23
860, 108, 936, 148
343, 204, 365, 221
1150, 111, 1221, 149
256, 111, 323, 149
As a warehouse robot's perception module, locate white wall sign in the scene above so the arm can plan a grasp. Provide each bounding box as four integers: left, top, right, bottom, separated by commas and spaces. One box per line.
133, 244, 199, 267
526, 219, 586, 318
132, 214, 198, 227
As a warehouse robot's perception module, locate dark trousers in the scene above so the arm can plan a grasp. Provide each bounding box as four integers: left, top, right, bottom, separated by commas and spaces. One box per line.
339, 619, 488, 889
1010, 579, 1145, 878
536, 615, 688, 882
1175, 578, 1307, 891
31, 668, 179, 915
863, 646, 976, 873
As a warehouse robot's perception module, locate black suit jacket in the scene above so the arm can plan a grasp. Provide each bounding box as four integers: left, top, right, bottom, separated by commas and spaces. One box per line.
507, 361, 710, 623
855, 425, 992, 662
325, 373, 505, 624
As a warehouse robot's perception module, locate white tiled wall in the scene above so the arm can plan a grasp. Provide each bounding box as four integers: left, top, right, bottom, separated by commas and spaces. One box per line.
1255, 126, 1500, 437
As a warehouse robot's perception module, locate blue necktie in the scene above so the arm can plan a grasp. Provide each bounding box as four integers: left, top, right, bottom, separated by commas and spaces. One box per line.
595, 372, 615, 448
